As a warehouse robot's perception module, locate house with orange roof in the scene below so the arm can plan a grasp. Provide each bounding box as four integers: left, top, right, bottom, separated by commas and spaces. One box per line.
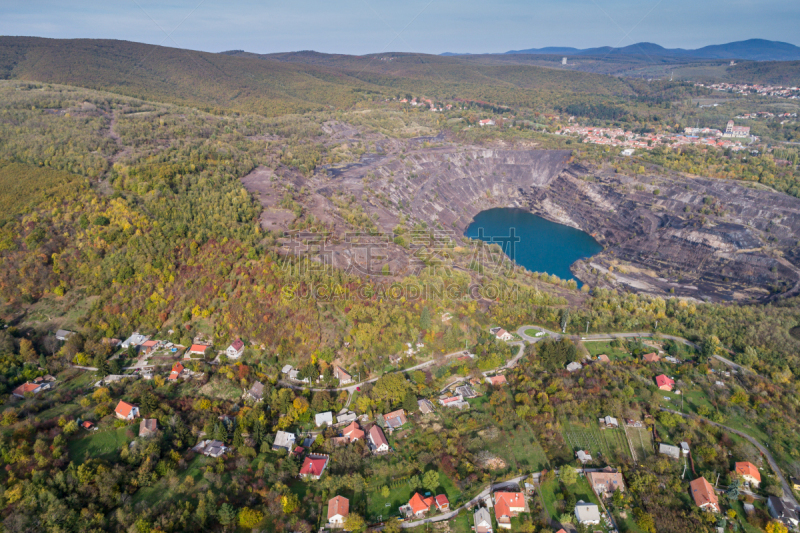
643, 353, 660, 363
114, 400, 140, 420
485, 375, 507, 386
734, 461, 761, 488
494, 492, 526, 529
140, 339, 160, 356
299, 454, 330, 480
188, 344, 209, 357
690, 477, 719, 512
405, 492, 434, 517
655, 374, 674, 391
597, 354, 610, 363
327, 495, 349, 525
168, 362, 184, 381
342, 421, 365, 442
12, 381, 50, 399
383, 409, 407, 429
434, 494, 450, 511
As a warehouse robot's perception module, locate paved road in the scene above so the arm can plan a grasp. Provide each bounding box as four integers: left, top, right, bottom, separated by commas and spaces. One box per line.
516, 326, 751, 375
662, 408, 798, 507
399, 475, 529, 529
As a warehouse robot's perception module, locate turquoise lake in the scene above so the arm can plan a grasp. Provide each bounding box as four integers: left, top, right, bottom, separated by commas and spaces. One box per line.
464, 208, 603, 282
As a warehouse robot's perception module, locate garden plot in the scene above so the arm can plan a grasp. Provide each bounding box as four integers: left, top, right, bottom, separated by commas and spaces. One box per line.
561, 419, 632, 464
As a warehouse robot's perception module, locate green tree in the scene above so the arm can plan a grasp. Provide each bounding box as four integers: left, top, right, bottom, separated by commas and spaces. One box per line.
381, 485, 390, 498
422, 470, 440, 492
344, 513, 366, 531
238, 507, 264, 528
420, 307, 431, 330
560, 464, 578, 485
217, 503, 237, 530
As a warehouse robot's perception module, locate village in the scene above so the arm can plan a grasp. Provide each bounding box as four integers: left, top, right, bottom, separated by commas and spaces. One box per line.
8, 321, 798, 533
556, 120, 755, 153
698, 82, 800, 100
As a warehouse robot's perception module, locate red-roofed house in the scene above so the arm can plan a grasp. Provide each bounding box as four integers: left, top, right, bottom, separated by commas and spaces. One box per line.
383, 409, 407, 429
226, 339, 244, 359
342, 421, 365, 442
81, 421, 95, 430
188, 344, 209, 356
334, 366, 353, 385
734, 462, 762, 487
643, 353, 660, 363
299, 454, 330, 480
690, 477, 719, 512
494, 492, 526, 529
407, 493, 434, 517
140, 340, 160, 356
328, 495, 349, 525
485, 375, 507, 386
168, 362, 184, 381
115, 400, 140, 420
12, 382, 49, 399
655, 374, 674, 391
435, 494, 450, 511
597, 354, 611, 363
368, 425, 389, 453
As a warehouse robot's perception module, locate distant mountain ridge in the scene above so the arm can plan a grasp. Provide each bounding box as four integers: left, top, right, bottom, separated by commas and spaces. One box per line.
500, 39, 800, 61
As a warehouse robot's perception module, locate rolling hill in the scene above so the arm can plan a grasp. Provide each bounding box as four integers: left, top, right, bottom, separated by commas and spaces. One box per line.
506, 39, 800, 61
0, 37, 639, 118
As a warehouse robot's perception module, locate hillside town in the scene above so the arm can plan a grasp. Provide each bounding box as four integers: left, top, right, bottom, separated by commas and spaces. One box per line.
556, 121, 754, 152
698, 82, 800, 99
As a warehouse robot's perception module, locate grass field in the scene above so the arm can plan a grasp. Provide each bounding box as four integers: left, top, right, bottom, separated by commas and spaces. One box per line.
582, 340, 632, 361
627, 426, 654, 461
524, 328, 549, 338
68, 426, 132, 464
561, 419, 631, 464
483, 423, 550, 473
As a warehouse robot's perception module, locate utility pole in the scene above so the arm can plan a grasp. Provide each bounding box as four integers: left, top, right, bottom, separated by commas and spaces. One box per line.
715, 472, 720, 488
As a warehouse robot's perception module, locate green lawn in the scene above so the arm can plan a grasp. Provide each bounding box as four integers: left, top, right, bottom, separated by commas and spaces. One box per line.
364, 468, 461, 522
68, 425, 133, 464
133, 454, 212, 505
582, 340, 632, 361
539, 476, 602, 520
524, 328, 548, 338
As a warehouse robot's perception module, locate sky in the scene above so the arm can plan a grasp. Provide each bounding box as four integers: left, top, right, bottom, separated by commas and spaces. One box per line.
1, 0, 799, 55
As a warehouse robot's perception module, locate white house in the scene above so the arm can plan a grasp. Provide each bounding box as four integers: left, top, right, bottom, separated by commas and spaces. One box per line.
121, 332, 148, 349
474, 507, 493, 533
226, 339, 244, 359
315, 411, 333, 427
114, 401, 140, 420
494, 328, 513, 341
328, 495, 349, 525
273, 431, 296, 452
566, 361, 583, 372
55, 329, 75, 341
575, 501, 601, 525
368, 425, 390, 453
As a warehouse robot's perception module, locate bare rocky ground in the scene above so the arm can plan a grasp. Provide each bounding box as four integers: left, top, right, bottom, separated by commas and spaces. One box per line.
241, 126, 800, 303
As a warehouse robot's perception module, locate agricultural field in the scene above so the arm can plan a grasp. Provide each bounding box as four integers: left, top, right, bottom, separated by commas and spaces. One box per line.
560, 418, 632, 465
581, 340, 632, 361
